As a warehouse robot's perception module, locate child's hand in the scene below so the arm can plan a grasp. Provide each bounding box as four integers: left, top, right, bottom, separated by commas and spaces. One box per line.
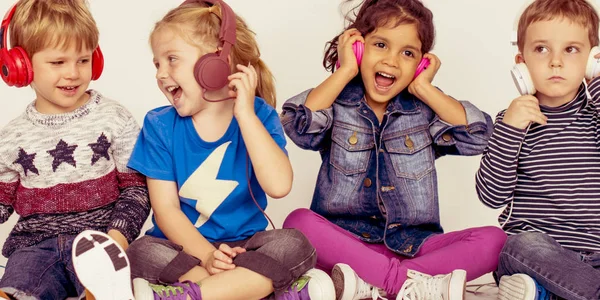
408, 53, 440, 95
337, 28, 364, 76
203, 243, 246, 275
502, 95, 547, 130
229, 64, 258, 120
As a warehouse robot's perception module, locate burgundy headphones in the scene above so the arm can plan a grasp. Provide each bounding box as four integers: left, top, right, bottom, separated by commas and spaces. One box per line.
181, 0, 236, 91
0, 1, 104, 88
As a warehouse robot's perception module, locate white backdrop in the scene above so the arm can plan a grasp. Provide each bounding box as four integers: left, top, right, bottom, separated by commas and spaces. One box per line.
0, 0, 592, 282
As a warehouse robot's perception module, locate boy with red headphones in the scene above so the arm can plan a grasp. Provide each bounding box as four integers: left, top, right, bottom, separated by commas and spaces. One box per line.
476, 0, 600, 299
0, 0, 150, 299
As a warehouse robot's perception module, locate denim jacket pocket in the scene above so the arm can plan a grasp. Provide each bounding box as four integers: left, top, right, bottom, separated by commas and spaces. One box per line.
384, 129, 434, 180
330, 123, 374, 175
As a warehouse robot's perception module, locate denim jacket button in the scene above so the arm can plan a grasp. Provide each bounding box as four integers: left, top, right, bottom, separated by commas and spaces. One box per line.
348, 132, 358, 145
404, 135, 414, 151
361, 232, 371, 238
442, 133, 452, 142
403, 245, 413, 253
363, 178, 372, 187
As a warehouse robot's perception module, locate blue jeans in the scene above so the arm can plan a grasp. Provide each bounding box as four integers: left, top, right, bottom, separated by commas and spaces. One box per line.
497, 232, 600, 300
0, 235, 85, 299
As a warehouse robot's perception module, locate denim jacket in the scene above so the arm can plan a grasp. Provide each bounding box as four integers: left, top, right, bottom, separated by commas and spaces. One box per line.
281, 79, 493, 257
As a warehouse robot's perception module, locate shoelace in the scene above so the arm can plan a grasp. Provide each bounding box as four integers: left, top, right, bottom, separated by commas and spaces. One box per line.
354, 280, 388, 300
152, 281, 201, 300
397, 274, 444, 300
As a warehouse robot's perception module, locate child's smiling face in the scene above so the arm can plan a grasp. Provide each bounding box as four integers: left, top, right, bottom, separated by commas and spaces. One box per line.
360, 23, 422, 107
152, 26, 225, 117
30, 41, 94, 114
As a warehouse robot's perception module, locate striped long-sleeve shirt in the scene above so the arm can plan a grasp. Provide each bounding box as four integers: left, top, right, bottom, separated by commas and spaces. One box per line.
476, 78, 600, 253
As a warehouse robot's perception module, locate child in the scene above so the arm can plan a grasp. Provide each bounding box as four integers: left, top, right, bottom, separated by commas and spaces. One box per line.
0, 0, 150, 299
108, 1, 335, 299
476, 0, 600, 299
281, 0, 507, 299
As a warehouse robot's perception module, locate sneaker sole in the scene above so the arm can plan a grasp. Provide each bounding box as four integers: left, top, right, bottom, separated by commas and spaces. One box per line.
72, 230, 134, 300
498, 274, 537, 300
305, 269, 336, 300
448, 269, 467, 300
331, 264, 356, 300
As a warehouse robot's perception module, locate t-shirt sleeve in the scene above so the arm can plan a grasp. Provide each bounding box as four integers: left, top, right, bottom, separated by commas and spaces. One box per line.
127, 111, 175, 181
261, 105, 288, 155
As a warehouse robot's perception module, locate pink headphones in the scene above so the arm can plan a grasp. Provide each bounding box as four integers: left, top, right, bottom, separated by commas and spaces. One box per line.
0, 1, 104, 88
181, 0, 236, 92
336, 41, 430, 79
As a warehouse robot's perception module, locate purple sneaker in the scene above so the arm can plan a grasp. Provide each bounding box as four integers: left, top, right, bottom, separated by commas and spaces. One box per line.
133, 278, 202, 300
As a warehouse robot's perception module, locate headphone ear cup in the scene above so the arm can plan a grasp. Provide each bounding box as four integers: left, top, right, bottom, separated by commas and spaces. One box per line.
585, 46, 600, 80
194, 53, 230, 91
91, 47, 104, 81
5, 47, 33, 88
511, 63, 535, 95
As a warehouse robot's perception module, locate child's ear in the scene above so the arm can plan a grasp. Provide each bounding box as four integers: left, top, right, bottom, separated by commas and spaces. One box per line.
515, 53, 525, 64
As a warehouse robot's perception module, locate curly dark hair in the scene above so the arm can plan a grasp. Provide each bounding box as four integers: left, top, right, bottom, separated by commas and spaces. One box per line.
323, 0, 435, 73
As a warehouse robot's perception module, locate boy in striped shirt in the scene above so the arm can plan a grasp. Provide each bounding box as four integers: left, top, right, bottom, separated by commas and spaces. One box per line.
476, 0, 600, 299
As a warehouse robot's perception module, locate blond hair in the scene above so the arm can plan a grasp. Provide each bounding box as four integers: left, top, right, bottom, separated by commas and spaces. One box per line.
150, 2, 276, 107
9, 0, 99, 57
517, 0, 599, 51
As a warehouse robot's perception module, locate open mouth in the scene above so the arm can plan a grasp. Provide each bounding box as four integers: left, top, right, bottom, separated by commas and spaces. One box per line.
58, 85, 79, 95
375, 72, 396, 90
166, 85, 183, 101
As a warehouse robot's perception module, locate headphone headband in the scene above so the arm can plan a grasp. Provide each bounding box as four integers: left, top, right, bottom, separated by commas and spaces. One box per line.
0, 3, 18, 52
180, 0, 236, 57
180, 0, 238, 92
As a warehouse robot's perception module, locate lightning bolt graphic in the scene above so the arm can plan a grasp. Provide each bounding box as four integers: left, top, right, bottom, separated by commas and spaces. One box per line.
179, 141, 239, 227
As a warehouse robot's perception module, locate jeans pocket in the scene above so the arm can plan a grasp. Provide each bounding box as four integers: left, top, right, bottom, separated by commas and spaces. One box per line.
384, 129, 434, 180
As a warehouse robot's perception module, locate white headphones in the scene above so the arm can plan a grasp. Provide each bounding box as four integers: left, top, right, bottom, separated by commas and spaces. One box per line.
511, 46, 600, 95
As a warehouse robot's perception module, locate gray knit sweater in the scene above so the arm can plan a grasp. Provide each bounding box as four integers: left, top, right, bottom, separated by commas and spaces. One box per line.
0, 90, 150, 257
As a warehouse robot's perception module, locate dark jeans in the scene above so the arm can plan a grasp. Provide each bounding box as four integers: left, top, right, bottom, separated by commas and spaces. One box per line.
497, 232, 600, 300
127, 229, 316, 298
0, 235, 85, 300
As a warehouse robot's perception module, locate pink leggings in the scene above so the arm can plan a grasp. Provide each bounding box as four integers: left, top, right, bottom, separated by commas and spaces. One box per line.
283, 209, 506, 295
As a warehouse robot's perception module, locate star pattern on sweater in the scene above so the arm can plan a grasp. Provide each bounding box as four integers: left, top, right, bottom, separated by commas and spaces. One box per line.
47, 140, 78, 172
13, 148, 39, 176
88, 133, 111, 165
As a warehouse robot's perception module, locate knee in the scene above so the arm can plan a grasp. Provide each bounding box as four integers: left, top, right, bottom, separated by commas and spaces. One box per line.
279, 228, 316, 259
478, 226, 507, 253
127, 236, 179, 266
283, 208, 317, 231
503, 232, 553, 252
502, 232, 560, 259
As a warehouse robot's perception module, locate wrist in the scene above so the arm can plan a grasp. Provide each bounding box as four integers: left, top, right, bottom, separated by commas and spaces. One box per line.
234, 110, 258, 123
411, 81, 436, 101
335, 66, 358, 82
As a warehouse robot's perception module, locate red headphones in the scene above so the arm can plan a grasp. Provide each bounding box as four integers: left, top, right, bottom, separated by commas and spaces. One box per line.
181, 0, 236, 91
0, 2, 104, 88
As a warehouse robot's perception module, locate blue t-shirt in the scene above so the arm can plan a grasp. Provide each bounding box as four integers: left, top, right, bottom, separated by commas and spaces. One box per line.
128, 97, 287, 242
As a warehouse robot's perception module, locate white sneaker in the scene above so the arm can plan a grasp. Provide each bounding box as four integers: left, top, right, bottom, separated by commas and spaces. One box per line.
498, 274, 550, 300
303, 268, 337, 300
72, 230, 134, 300
396, 269, 466, 300
331, 263, 388, 300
